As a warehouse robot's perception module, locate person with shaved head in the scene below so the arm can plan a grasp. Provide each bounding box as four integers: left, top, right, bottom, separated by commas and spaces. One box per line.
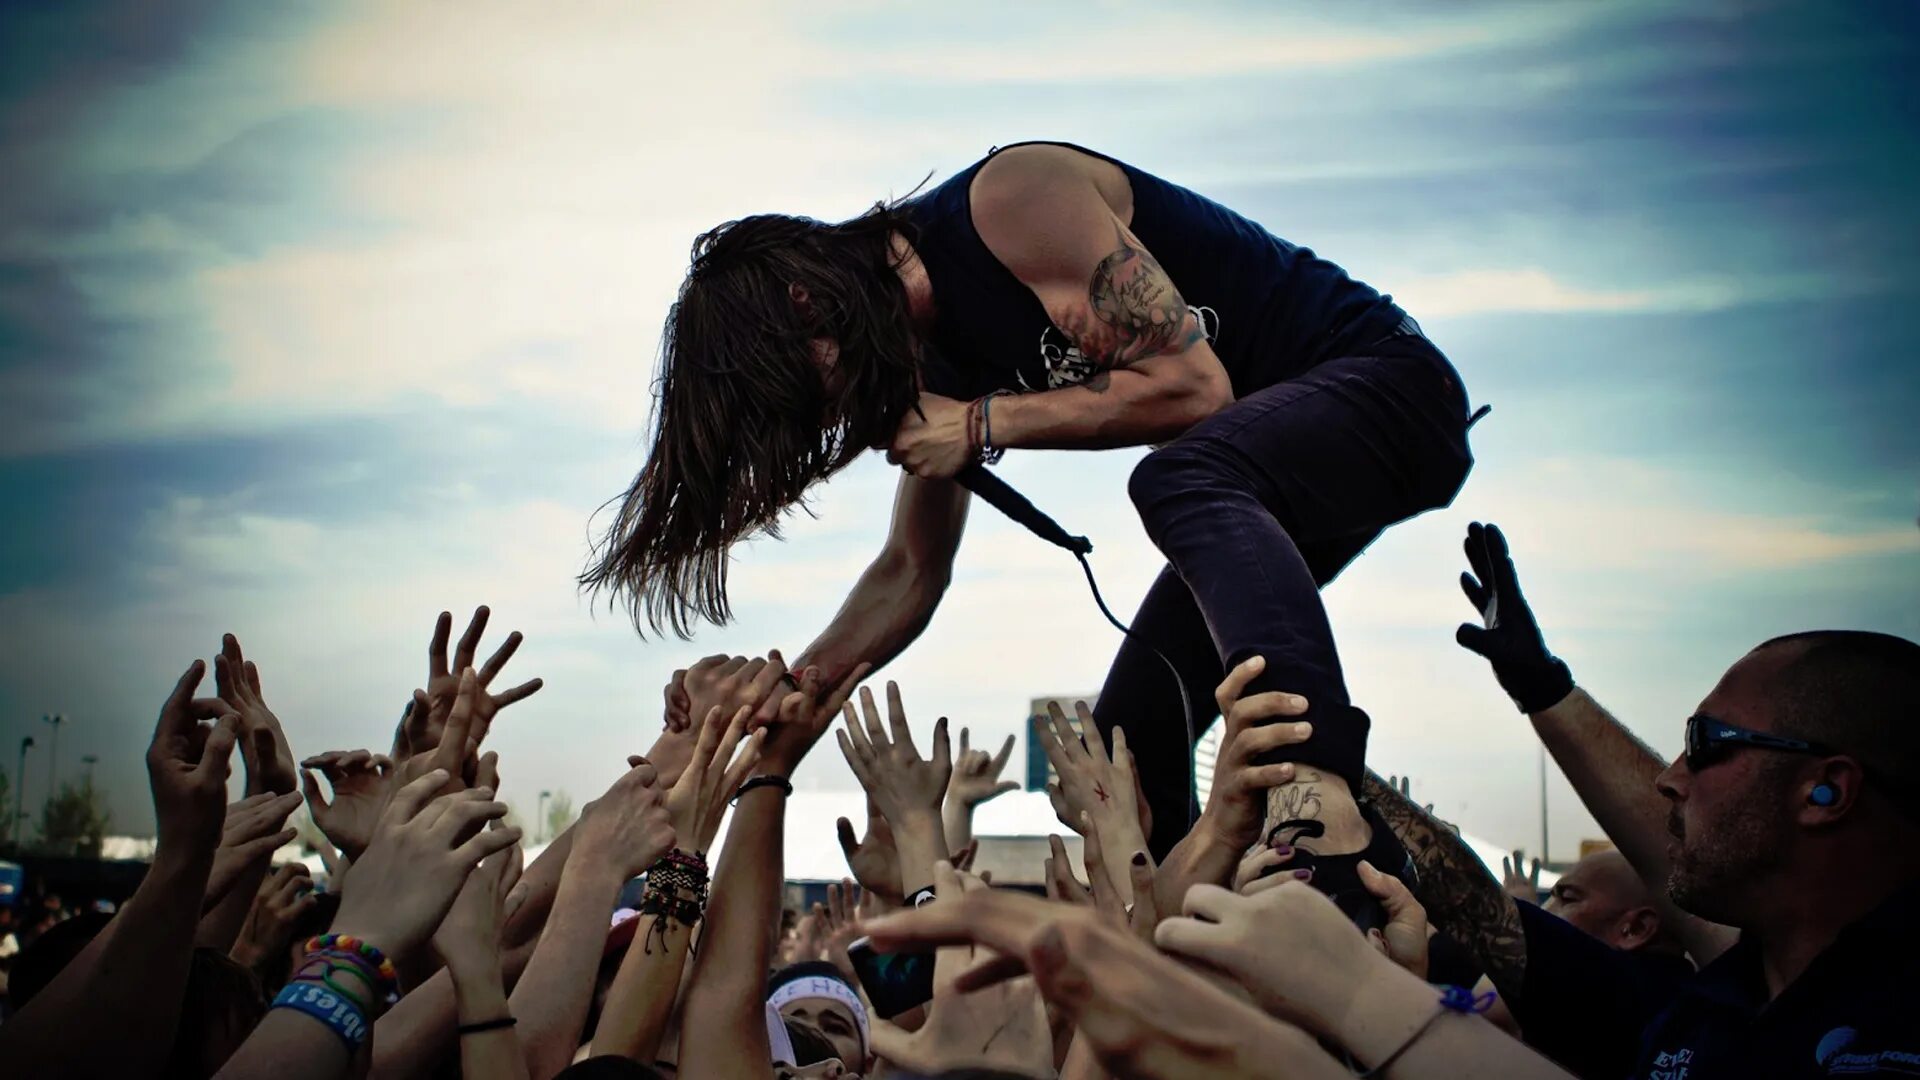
1542, 848, 1683, 956
1453, 522, 1920, 1080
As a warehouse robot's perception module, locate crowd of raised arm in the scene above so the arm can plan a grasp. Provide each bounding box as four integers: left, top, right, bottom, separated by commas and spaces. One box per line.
3, 520, 1915, 1080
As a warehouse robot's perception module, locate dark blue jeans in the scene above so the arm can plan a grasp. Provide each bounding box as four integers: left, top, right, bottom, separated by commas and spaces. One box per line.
1094, 331, 1475, 858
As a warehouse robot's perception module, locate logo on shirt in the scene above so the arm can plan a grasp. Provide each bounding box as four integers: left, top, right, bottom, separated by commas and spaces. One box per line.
1816, 1026, 1920, 1075
1819, 1028, 1860, 1065
1018, 304, 1219, 392
1648, 1046, 1693, 1079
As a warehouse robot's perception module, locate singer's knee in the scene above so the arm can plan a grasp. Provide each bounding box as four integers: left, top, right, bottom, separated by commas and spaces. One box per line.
1128, 439, 1235, 519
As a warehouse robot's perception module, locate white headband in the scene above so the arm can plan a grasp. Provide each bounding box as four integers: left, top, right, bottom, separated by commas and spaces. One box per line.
766, 974, 871, 1055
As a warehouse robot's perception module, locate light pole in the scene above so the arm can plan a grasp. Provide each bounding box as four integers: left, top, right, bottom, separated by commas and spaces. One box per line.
41, 714, 66, 803
538, 790, 552, 843
10, 736, 32, 846
80, 755, 99, 786
1538, 743, 1550, 864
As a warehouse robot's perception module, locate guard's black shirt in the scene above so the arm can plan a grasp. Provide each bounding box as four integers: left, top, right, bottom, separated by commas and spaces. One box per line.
1509, 883, 1920, 1079
1632, 881, 1920, 1079
1510, 901, 1694, 1080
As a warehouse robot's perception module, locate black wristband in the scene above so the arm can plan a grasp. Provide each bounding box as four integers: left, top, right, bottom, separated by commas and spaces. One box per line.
1506, 657, 1575, 715
733, 774, 793, 804
457, 1016, 516, 1035
906, 886, 938, 908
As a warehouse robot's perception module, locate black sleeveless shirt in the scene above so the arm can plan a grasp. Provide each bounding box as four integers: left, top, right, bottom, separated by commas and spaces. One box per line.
904, 142, 1405, 401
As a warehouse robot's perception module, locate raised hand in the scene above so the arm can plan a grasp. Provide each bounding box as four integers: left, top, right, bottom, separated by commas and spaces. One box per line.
1037, 700, 1146, 904
681, 654, 791, 734
1358, 860, 1430, 980
867, 862, 1054, 1079
818, 878, 865, 984
573, 760, 677, 880
1155, 878, 1393, 1036
948, 729, 1018, 809
300, 750, 394, 861
231, 862, 317, 973
332, 768, 520, 965
864, 871, 1338, 1080
653, 704, 764, 855
213, 634, 299, 796
432, 830, 524, 971
1456, 522, 1574, 713
838, 682, 952, 827
147, 660, 244, 854
836, 797, 904, 904
403, 606, 543, 757
783, 906, 826, 967
661, 665, 694, 733
760, 663, 871, 777
392, 668, 489, 798
642, 670, 704, 788
1501, 848, 1544, 903
1201, 656, 1312, 851
1044, 834, 1094, 907
203, 791, 304, 912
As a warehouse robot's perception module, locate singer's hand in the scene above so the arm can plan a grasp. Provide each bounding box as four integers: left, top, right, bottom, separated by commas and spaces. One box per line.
888, 394, 973, 479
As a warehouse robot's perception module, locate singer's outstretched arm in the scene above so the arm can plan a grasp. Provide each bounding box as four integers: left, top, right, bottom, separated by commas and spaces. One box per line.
791, 473, 969, 688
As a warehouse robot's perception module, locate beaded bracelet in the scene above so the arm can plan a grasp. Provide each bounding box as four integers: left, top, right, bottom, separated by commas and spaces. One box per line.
303, 934, 400, 1002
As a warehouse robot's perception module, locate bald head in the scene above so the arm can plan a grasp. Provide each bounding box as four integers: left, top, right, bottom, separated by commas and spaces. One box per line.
1755, 631, 1920, 800
1544, 849, 1666, 951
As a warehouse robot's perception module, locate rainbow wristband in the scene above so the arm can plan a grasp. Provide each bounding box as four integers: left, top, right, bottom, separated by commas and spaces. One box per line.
303, 934, 399, 1001
273, 980, 370, 1052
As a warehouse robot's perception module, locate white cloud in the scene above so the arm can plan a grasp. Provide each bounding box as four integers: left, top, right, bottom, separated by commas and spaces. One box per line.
1388, 265, 1903, 319
1391, 267, 1743, 317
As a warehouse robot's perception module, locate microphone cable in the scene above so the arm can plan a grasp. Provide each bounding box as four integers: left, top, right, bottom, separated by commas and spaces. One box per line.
955, 463, 1199, 828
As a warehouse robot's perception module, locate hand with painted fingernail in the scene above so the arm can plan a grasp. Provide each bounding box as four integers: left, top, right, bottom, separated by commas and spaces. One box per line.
1233, 840, 1297, 893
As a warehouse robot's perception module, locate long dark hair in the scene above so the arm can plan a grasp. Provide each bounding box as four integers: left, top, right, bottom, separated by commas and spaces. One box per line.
582, 198, 924, 637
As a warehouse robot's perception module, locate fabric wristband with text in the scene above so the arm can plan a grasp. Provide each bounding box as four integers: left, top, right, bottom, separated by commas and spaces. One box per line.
273, 981, 370, 1051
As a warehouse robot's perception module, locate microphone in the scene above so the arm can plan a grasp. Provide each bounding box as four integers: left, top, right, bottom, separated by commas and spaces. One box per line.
955, 464, 1092, 555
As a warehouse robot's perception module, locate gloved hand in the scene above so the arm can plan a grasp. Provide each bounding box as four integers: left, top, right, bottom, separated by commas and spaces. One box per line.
1455, 522, 1574, 713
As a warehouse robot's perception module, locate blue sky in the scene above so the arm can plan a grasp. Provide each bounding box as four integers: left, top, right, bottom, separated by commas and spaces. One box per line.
2, 0, 1915, 855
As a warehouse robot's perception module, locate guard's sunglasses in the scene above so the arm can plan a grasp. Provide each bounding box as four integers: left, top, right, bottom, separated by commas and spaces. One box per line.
1684, 713, 1833, 771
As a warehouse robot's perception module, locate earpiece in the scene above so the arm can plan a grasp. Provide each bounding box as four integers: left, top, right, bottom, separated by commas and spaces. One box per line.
1810, 783, 1837, 807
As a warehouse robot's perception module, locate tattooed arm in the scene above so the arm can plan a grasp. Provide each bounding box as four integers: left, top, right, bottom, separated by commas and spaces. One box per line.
970, 145, 1235, 449
1360, 771, 1529, 1003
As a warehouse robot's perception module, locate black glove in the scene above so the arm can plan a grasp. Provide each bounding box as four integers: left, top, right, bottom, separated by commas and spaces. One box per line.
1455, 522, 1574, 713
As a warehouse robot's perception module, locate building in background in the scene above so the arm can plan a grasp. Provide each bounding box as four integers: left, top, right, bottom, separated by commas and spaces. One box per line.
1024, 695, 1091, 792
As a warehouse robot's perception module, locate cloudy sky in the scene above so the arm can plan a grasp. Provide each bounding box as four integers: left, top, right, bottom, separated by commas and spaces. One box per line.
3, 0, 1915, 859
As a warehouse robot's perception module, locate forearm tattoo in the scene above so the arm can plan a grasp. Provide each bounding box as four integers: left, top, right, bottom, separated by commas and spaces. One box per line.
1054, 223, 1205, 391
1361, 772, 1528, 1002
